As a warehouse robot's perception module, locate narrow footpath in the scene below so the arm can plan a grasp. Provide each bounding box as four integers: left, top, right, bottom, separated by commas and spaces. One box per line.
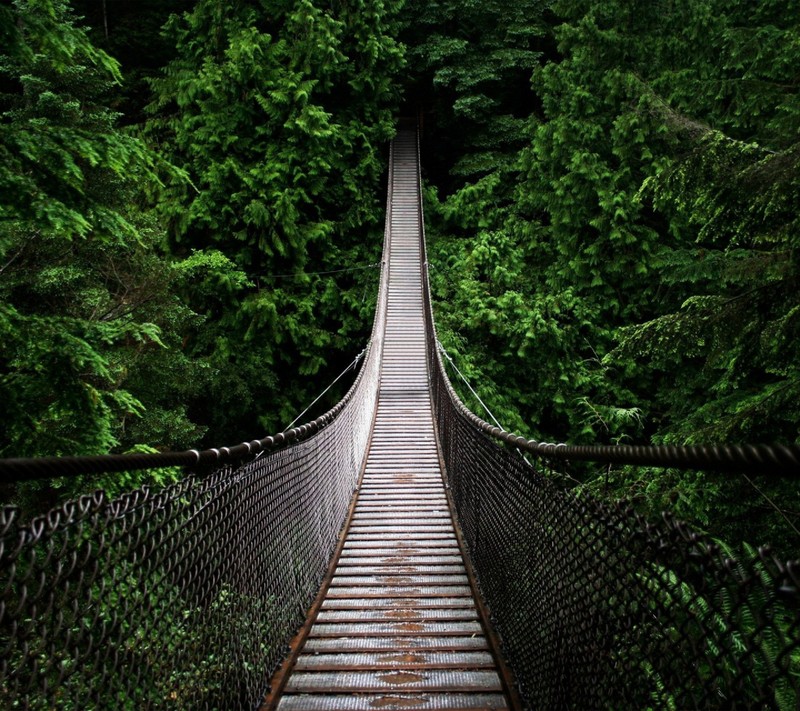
269, 132, 512, 711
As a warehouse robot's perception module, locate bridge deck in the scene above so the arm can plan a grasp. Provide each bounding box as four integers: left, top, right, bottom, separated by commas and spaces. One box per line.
270, 133, 510, 710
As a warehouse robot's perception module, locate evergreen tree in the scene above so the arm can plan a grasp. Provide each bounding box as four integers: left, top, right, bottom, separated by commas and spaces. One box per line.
403, 0, 547, 188
609, 0, 800, 444
420, 0, 800, 546
148, 0, 405, 439
69, 0, 195, 125
0, 0, 203, 465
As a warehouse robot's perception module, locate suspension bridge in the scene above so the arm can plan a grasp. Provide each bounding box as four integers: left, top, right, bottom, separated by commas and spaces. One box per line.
1, 129, 799, 710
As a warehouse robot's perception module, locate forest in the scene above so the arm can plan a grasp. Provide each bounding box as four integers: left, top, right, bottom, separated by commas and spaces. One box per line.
1, 0, 798, 552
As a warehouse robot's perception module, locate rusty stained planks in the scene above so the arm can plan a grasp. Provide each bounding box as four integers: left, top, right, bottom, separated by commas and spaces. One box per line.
269, 132, 512, 711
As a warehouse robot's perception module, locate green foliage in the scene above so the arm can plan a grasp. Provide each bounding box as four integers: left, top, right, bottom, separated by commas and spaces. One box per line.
615, 127, 800, 442
421, 0, 800, 549
70, 0, 196, 125
148, 0, 404, 439
0, 1, 210, 515
428, 197, 638, 442
2, 1, 176, 451
403, 0, 546, 189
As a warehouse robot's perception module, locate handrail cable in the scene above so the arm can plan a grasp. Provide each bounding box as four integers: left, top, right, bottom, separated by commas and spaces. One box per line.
436, 339, 504, 430
285, 346, 367, 429
436, 338, 800, 474
437, 379, 800, 474
444, 338, 800, 512
741, 470, 800, 537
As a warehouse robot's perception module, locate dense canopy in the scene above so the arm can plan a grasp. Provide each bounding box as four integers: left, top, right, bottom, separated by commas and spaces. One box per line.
1, 0, 797, 548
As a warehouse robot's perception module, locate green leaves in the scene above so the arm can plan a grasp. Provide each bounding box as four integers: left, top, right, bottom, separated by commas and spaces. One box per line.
403, 0, 545, 188
417, 0, 799, 549
0, 1, 205, 466
146, 0, 403, 439
1, 305, 136, 455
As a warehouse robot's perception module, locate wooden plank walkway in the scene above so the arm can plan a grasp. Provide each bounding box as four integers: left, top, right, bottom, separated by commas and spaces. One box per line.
269, 132, 511, 711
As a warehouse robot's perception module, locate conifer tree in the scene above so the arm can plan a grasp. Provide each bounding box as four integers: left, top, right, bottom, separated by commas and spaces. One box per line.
0, 0, 202, 464
149, 0, 405, 437
421, 0, 800, 546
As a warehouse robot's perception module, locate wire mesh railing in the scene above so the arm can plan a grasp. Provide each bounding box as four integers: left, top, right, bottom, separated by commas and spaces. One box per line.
0, 151, 392, 711
414, 132, 800, 708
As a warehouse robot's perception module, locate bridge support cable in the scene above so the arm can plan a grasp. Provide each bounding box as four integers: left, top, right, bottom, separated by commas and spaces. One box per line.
285, 345, 368, 430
